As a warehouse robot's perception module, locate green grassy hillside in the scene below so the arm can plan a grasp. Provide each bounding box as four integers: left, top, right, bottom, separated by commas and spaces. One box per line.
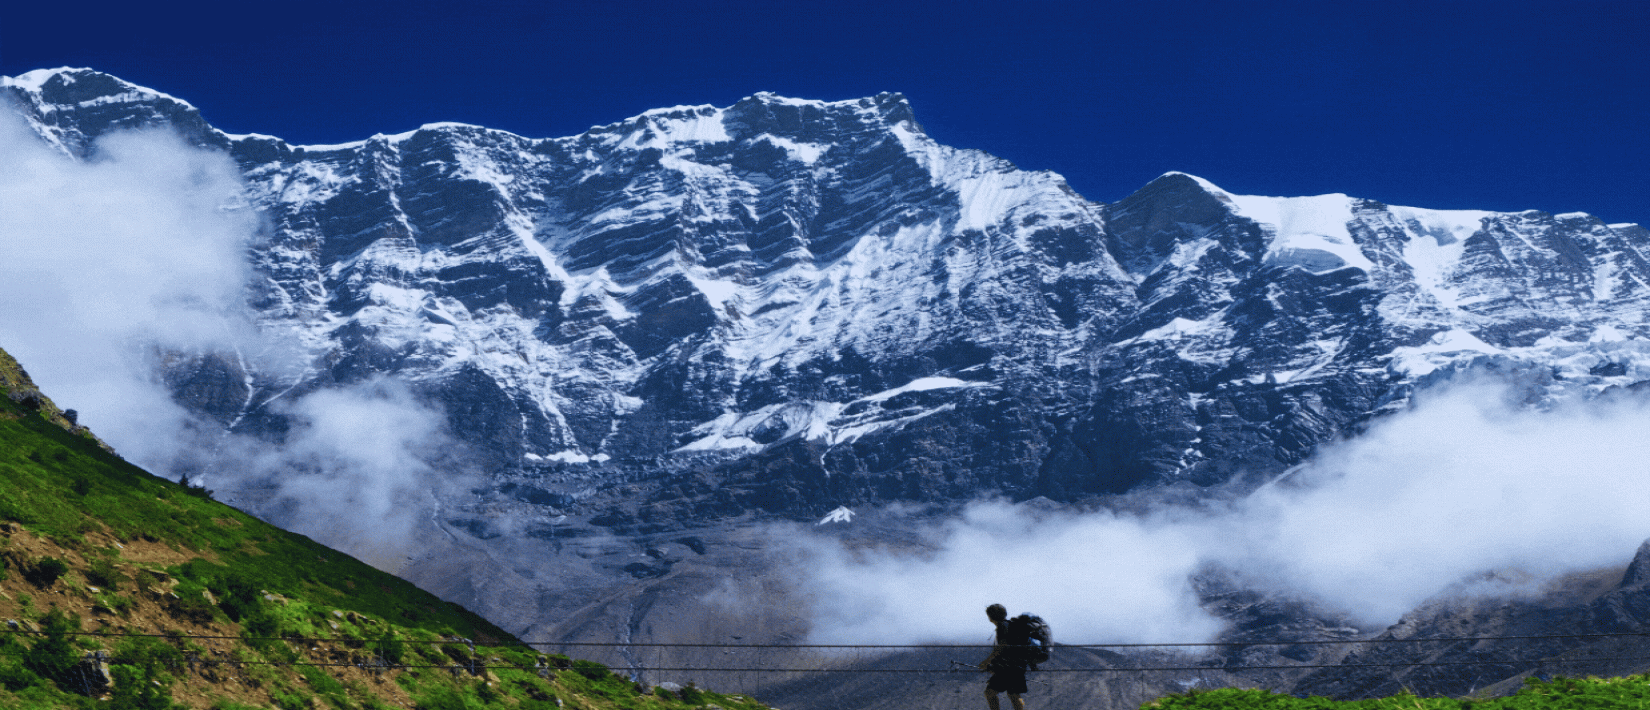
0, 347, 768, 710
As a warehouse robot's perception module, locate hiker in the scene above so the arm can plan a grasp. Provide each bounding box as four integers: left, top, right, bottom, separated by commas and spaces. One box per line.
977, 603, 1027, 710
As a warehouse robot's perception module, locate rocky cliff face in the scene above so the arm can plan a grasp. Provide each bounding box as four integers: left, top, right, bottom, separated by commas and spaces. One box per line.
11, 68, 1649, 521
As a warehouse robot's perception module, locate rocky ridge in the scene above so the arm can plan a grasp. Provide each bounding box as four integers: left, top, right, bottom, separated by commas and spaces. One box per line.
10, 68, 1650, 519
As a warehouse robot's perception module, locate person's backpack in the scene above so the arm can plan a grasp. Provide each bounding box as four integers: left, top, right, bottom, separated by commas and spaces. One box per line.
1005, 614, 1052, 669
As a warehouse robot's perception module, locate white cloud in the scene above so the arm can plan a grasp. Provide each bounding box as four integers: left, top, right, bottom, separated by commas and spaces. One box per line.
792, 501, 1222, 646
1224, 383, 1650, 622
0, 111, 257, 452
787, 381, 1650, 645
219, 377, 466, 571
0, 112, 470, 571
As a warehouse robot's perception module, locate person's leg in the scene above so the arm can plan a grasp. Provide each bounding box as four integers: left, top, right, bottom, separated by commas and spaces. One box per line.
1008, 692, 1025, 710
985, 688, 1001, 710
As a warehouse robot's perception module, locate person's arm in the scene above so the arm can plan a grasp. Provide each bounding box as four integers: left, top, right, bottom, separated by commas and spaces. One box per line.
978, 637, 1002, 670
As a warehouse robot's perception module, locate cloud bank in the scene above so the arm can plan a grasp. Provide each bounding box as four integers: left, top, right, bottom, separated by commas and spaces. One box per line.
0, 111, 257, 458
0, 113, 465, 570
793, 382, 1650, 645
219, 377, 462, 570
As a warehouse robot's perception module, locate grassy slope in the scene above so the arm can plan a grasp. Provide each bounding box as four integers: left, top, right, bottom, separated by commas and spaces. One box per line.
0, 347, 769, 710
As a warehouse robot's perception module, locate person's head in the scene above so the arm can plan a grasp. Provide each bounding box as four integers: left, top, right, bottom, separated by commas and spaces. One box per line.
986, 604, 1007, 623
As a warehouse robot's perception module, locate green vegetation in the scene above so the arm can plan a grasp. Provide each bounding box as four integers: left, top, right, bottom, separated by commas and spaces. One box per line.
1146, 675, 1650, 709
0, 346, 773, 710
0, 347, 516, 635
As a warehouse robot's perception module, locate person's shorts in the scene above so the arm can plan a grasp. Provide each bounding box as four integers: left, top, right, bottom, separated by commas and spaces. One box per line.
987, 667, 1028, 694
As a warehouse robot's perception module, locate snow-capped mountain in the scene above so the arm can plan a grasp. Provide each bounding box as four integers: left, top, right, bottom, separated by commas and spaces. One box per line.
13, 67, 1650, 708
6, 67, 1649, 521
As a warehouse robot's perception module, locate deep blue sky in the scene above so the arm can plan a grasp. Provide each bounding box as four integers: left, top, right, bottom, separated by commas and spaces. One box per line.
3, 0, 1646, 223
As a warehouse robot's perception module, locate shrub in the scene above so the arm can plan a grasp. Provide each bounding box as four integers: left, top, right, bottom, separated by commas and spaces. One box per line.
214, 575, 259, 622
0, 659, 41, 691
242, 606, 279, 642
271, 690, 308, 710
167, 588, 218, 624
114, 635, 183, 673
572, 659, 610, 681
97, 593, 136, 616
133, 569, 159, 596
86, 556, 125, 591
0, 634, 40, 690
369, 632, 406, 666
110, 664, 176, 710
24, 556, 69, 587
298, 665, 345, 695
23, 610, 80, 690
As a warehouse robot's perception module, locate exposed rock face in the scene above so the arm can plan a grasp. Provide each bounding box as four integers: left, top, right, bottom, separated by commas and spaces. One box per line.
1280, 544, 1650, 700
11, 68, 1649, 518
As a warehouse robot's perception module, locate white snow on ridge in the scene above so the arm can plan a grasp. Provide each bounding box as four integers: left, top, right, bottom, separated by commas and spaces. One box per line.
261, 161, 352, 208
747, 92, 830, 108
3, 68, 73, 91
3, 68, 196, 109
1591, 325, 1628, 343
289, 124, 492, 153
1224, 192, 1374, 274
620, 109, 731, 150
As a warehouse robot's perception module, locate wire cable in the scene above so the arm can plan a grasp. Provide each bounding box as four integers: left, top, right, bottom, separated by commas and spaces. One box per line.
7, 626, 1649, 648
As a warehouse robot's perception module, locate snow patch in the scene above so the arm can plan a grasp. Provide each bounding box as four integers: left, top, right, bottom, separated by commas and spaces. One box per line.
1390, 206, 1491, 310
1590, 325, 1628, 343
685, 272, 740, 311
1389, 329, 1504, 375
760, 135, 827, 164
537, 450, 600, 464
818, 506, 855, 525
1137, 317, 1225, 342
1225, 193, 1373, 274
748, 92, 829, 108
861, 376, 992, 402
673, 377, 996, 453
